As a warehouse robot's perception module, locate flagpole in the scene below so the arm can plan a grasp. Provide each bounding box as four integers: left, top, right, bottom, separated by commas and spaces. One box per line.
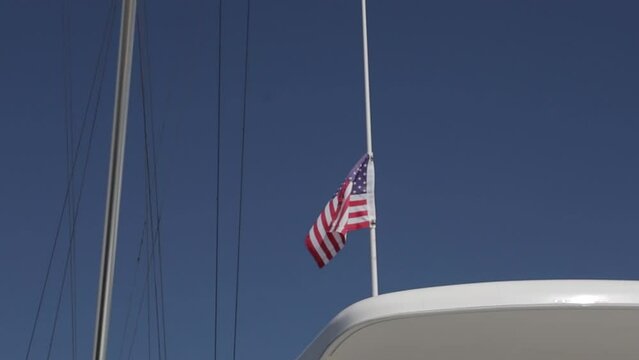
92, 0, 137, 358
360, 0, 378, 297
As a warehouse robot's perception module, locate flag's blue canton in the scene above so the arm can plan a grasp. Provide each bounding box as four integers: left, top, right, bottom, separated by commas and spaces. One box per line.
349, 158, 368, 195
334, 154, 370, 196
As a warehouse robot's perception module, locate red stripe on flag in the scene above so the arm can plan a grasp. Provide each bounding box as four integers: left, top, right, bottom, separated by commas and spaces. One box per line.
349, 199, 367, 206
336, 233, 346, 247
321, 211, 341, 250
334, 194, 351, 232
342, 221, 370, 232
348, 210, 368, 218
327, 232, 343, 250
305, 235, 325, 268
313, 224, 333, 260
329, 198, 337, 218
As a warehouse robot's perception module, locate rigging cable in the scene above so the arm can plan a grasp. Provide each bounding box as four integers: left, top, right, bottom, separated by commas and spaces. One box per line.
24, 1, 117, 358
115, 223, 147, 360
45, 241, 71, 360
138, 2, 168, 356
124, 268, 152, 360
118, 3, 167, 359
123, 212, 165, 360
121, 171, 162, 359
122, 235, 156, 360
117, 4, 169, 356
213, 0, 223, 359
137, 10, 158, 360
45, 24, 114, 356
46, 18, 115, 359
232, 0, 252, 358
146, 229, 152, 360
140, 0, 169, 355
61, 0, 78, 358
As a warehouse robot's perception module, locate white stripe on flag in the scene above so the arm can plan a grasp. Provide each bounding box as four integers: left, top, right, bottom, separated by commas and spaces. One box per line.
315, 216, 337, 256
308, 231, 329, 265
348, 204, 368, 213
333, 185, 353, 233
347, 215, 369, 225
322, 205, 345, 248
350, 194, 368, 201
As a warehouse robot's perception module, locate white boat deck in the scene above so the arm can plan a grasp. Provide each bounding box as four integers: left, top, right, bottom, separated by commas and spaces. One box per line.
298, 280, 639, 360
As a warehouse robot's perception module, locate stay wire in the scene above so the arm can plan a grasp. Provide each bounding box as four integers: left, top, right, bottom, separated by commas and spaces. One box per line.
138, 22, 163, 360
137, 3, 167, 358
146, 228, 152, 360
115, 223, 147, 360
232, 0, 252, 358
117, 220, 153, 360
46, 46, 111, 360
152, 251, 162, 359
45, 51, 108, 358
127, 140, 155, 360
125, 266, 151, 360
24, 1, 117, 358
124, 217, 163, 360
119, 11, 167, 359
45, 241, 71, 360
116, 219, 158, 358
213, 0, 223, 358
60, 0, 78, 358
118, 10, 168, 357
140, 1, 169, 356
138, 29, 154, 360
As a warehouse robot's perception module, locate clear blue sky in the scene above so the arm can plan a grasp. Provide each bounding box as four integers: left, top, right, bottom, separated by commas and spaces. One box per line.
1, 0, 638, 359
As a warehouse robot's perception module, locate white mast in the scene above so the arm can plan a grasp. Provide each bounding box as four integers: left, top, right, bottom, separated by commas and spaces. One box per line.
92, 0, 137, 359
360, 0, 378, 297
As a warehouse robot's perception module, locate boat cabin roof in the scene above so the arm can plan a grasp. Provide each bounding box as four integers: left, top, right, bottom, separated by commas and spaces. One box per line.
297, 280, 639, 360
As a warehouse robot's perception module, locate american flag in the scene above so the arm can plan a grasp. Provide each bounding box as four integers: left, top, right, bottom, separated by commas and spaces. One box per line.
305, 154, 376, 268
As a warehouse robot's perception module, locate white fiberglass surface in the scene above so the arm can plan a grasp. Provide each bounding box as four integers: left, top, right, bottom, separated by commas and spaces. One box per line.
298, 280, 639, 360
327, 308, 639, 360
